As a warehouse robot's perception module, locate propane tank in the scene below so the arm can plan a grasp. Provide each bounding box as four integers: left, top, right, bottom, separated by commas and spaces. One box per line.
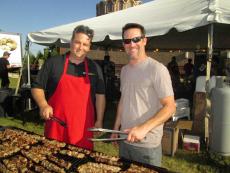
210, 76, 230, 156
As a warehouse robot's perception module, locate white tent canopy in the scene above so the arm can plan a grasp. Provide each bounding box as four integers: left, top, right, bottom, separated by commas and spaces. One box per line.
28, 0, 230, 50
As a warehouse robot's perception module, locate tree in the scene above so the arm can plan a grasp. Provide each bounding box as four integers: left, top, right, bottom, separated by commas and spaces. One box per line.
36, 51, 44, 60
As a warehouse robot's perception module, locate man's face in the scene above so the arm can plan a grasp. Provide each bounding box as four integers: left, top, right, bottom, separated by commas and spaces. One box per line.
70, 33, 91, 60
123, 28, 147, 60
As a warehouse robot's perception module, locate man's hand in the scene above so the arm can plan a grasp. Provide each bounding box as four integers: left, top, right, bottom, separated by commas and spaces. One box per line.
124, 125, 148, 143
110, 133, 119, 146
40, 104, 53, 120
93, 120, 103, 137
94, 120, 103, 129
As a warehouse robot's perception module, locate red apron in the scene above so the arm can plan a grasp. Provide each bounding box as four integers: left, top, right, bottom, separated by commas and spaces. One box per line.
45, 54, 94, 150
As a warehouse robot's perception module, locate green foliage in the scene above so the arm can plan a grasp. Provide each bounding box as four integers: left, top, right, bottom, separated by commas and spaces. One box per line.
43, 48, 50, 60
50, 47, 59, 57
29, 52, 36, 64
36, 51, 44, 60
43, 46, 59, 61
22, 51, 37, 67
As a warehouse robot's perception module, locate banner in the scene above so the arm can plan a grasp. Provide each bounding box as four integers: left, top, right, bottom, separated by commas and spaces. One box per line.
0, 32, 22, 67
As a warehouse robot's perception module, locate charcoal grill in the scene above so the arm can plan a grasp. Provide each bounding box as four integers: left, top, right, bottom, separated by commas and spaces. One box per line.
0, 126, 170, 173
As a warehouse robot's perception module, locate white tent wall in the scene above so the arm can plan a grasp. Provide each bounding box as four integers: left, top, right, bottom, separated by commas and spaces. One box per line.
28, 0, 230, 50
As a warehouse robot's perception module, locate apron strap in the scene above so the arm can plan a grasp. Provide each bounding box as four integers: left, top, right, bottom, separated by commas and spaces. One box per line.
84, 58, 90, 81
63, 53, 70, 74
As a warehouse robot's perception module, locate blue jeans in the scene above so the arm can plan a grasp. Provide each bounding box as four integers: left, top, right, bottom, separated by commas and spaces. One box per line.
119, 141, 162, 167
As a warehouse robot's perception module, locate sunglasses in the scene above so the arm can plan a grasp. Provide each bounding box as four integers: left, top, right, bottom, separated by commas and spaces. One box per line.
123, 36, 144, 44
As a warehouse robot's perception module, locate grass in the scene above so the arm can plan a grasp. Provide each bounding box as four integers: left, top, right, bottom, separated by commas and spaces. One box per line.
1, 78, 230, 173
0, 76, 19, 89
0, 116, 44, 135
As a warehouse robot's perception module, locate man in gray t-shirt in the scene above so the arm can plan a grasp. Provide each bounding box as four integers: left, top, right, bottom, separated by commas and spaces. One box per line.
111, 23, 176, 167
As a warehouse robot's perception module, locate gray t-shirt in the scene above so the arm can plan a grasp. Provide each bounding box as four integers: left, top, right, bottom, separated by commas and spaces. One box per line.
120, 57, 174, 148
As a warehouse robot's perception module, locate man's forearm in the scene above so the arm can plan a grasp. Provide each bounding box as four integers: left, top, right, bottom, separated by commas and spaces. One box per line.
95, 94, 106, 122
140, 96, 176, 133
113, 99, 122, 130
31, 88, 48, 109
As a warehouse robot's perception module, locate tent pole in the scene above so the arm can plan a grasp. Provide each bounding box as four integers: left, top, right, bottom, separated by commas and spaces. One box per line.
205, 23, 214, 150
14, 67, 22, 96
15, 42, 30, 95
26, 39, 31, 110
27, 41, 31, 88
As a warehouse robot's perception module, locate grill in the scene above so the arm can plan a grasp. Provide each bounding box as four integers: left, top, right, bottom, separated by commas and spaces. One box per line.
0, 126, 170, 173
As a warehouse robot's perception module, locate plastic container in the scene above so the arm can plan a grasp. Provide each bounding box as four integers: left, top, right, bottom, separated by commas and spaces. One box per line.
173, 98, 190, 121
195, 76, 216, 93
183, 135, 200, 153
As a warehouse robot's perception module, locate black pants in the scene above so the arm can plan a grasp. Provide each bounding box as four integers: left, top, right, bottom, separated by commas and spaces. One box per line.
0, 72, 10, 88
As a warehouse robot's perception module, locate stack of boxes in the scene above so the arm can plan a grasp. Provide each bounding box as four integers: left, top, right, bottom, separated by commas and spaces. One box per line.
192, 92, 206, 136
162, 120, 193, 156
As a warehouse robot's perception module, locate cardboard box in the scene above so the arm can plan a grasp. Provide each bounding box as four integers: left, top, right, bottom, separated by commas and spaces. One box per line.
162, 126, 179, 156
183, 135, 200, 153
162, 120, 193, 156
192, 119, 204, 135
192, 92, 206, 121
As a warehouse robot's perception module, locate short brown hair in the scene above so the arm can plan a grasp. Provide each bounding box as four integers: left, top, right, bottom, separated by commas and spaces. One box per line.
71, 25, 94, 41
122, 23, 145, 39
3, 51, 10, 56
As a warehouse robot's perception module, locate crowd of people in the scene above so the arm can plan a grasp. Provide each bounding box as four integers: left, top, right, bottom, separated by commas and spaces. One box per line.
167, 56, 194, 83
167, 56, 195, 99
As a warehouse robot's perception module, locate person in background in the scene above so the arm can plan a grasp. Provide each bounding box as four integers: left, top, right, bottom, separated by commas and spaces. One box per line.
0, 51, 11, 88
31, 25, 106, 150
167, 56, 180, 78
183, 58, 194, 84
102, 55, 115, 101
184, 58, 194, 78
167, 56, 181, 94
111, 23, 176, 167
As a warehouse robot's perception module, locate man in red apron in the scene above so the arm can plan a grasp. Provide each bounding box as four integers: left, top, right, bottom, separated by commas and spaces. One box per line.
31, 25, 106, 150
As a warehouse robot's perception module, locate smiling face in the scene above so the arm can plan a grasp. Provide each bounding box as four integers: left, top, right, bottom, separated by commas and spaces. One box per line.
123, 28, 147, 64
70, 32, 91, 61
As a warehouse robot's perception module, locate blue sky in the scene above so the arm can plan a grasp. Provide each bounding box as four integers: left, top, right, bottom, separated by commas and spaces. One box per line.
1, 0, 152, 54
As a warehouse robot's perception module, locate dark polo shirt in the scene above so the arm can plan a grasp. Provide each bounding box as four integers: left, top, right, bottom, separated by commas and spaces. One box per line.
32, 53, 105, 103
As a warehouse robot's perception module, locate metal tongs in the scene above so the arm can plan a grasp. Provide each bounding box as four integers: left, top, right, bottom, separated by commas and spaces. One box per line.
88, 128, 127, 142
50, 116, 67, 128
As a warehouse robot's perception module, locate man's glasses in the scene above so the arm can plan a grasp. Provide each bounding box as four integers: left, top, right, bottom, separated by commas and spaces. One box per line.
123, 36, 144, 44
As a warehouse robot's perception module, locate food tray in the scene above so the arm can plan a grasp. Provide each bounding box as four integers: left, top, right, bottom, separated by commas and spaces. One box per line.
0, 126, 170, 173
